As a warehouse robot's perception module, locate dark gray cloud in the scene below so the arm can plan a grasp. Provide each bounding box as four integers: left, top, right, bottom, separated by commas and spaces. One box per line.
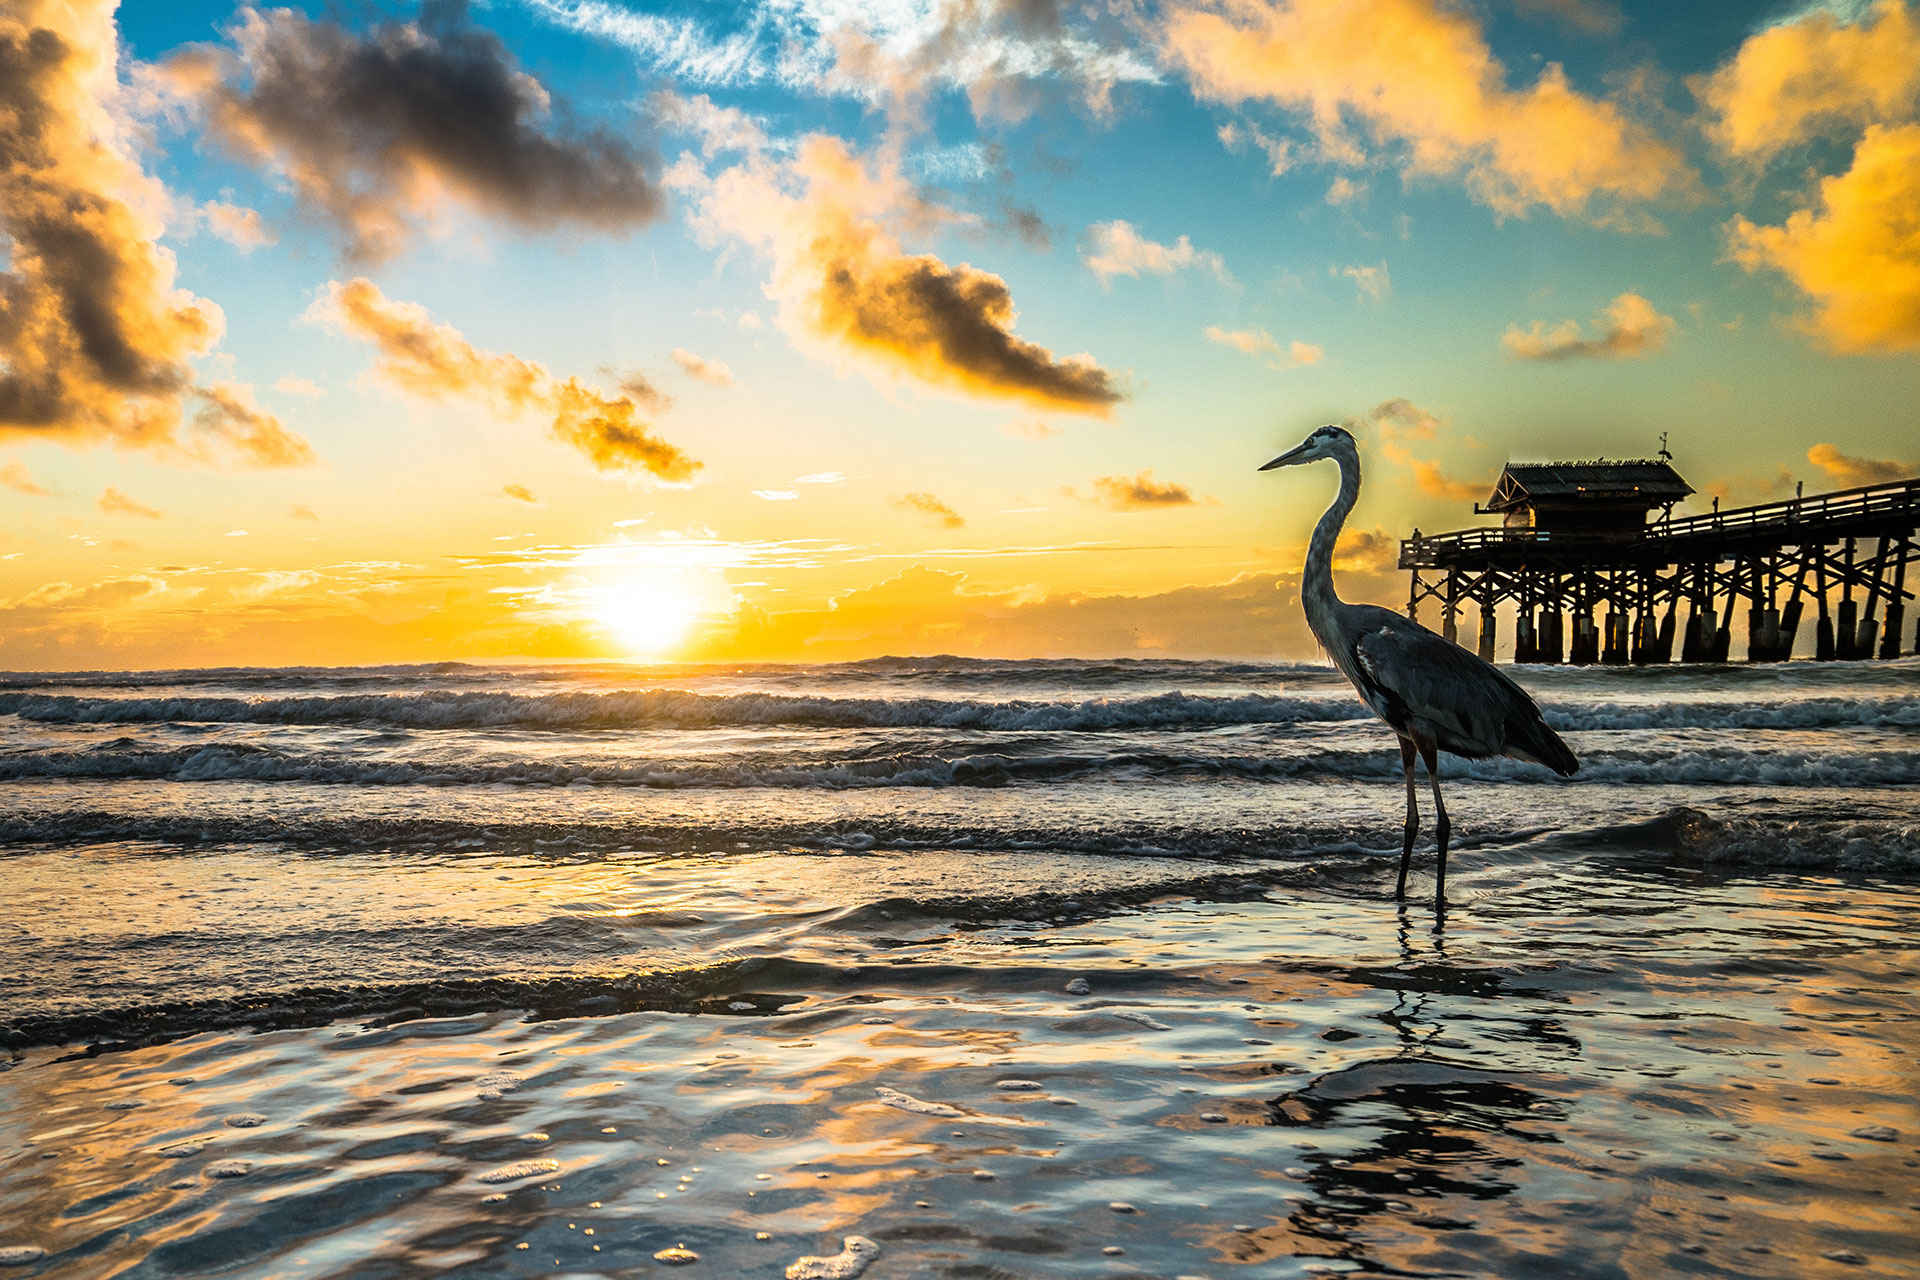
0, 1, 311, 466
165, 5, 665, 262
1, 1, 221, 448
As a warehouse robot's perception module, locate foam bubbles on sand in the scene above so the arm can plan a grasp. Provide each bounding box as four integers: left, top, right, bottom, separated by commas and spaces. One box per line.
1113, 1010, 1172, 1031
1065, 978, 1091, 995
155, 1140, 209, 1159
874, 1086, 967, 1118
478, 1158, 559, 1184
995, 1079, 1043, 1091
0, 1248, 47, 1267
204, 1159, 251, 1178
223, 1113, 267, 1128
786, 1235, 880, 1279
653, 1246, 699, 1264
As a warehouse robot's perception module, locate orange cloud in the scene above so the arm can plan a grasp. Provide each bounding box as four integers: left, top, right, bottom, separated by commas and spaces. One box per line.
1502, 291, 1675, 360
1696, 0, 1920, 161
1218, 120, 1295, 174
895, 492, 965, 528
1404, 456, 1485, 501
1161, 0, 1692, 223
678, 135, 1122, 415
671, 348, 734, 386
1084, 220, 1232, 284
1334, 526, 1399, 572
1807, 442, 1911, 486
1355, 396, 1438, 442
1726, 124, 1920, 353
0, 0, 304, 467
192, 382, 316, 468
201, 201, 274, 251
98, 486, 162, 518
1341, 262, 1391, 301
162, 6, 664, 263
1348, 398, 1487, 499
0, 462, 52, 497
1088, 470, 1202, 510
1203, 326, 1322, 366
314, 278, 698, 480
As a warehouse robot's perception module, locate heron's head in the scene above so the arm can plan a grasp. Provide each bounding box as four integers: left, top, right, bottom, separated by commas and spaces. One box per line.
1259, 424, 1353, 471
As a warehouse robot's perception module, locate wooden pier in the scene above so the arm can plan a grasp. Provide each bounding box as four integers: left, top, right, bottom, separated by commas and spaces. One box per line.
1400, 461, 1920, 664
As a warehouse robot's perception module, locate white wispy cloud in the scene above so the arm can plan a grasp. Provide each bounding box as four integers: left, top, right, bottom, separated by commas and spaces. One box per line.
522, 0, 769, 85
520, 0, 1158, 113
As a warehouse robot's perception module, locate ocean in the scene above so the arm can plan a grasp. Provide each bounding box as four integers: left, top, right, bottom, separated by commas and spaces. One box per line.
2, 656, 1917, 1277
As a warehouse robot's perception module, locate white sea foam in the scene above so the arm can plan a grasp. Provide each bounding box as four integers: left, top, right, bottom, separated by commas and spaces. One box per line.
477, 1158, 558, 1183
786, 1235, 880, 1280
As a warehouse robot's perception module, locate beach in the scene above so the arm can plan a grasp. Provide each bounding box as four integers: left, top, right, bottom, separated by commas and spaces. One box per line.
2, 657, 1918, 1277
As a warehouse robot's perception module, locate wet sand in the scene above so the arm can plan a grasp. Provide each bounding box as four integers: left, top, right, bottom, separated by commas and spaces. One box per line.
4, 859, 1917, 1279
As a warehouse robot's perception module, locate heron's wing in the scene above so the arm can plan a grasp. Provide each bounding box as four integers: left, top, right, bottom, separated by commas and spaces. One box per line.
1347, 607, 1545, 758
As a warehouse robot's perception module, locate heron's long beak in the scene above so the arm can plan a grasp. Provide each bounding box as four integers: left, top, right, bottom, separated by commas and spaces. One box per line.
1259, 442, 1311, 471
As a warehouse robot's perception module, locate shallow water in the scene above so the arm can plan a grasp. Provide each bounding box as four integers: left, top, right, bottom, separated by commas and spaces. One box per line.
2, 657, 1917, 1276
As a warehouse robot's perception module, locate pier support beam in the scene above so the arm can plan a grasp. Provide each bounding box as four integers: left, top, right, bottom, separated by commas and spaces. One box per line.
1477, 606, 1497, 663
1602, 610, 1628, 665
1571, 608, 1596, 665
1539, 608, 1564, 664
1880, 545, 1908, 658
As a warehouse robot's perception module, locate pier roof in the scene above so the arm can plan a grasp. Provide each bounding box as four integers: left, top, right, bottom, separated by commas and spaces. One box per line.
1482, 460, 1692, 513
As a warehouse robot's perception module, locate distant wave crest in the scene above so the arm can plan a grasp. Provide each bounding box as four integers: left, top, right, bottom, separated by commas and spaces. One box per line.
5, 688, 1918, 733
3, 738, 1915, 789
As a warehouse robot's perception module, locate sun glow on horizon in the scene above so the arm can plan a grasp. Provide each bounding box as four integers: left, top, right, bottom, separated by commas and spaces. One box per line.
585, 578, 701, 657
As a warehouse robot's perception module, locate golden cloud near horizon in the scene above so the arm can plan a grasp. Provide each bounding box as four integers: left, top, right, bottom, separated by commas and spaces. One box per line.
312, 279, 700, 480
677, 135, 1124, 415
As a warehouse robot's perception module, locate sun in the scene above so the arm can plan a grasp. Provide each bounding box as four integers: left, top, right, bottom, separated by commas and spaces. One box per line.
587, 578, 697, 657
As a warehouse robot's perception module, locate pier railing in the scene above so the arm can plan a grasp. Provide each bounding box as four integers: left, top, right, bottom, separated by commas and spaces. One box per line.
1401, 476, 1920, 569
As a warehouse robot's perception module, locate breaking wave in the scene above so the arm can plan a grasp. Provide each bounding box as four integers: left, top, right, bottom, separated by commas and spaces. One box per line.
3, 738, 1915, 788
6, 688, 1919, 733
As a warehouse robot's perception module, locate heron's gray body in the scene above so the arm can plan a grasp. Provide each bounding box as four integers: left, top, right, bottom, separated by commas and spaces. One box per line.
1266, 424, 1577, 907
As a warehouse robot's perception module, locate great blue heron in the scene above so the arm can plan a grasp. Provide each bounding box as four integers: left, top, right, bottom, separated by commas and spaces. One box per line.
1261, 424, 1578, 907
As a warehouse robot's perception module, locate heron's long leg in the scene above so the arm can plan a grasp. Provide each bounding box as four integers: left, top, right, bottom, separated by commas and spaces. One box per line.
1416, 737, 1448, 908
1396, 737, 1418, 900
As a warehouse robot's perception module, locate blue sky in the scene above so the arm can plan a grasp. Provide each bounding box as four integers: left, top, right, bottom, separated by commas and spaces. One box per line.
2, 0, 1917, 664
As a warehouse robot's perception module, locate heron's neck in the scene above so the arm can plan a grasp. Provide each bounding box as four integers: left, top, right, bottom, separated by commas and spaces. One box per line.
1302, 451, 1359, 626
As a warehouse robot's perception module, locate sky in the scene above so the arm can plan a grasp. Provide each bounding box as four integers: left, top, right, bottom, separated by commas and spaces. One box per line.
2, 0, 1917, 668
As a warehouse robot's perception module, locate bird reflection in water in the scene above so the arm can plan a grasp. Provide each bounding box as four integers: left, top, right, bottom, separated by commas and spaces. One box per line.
1213, 908, 1584, 1272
